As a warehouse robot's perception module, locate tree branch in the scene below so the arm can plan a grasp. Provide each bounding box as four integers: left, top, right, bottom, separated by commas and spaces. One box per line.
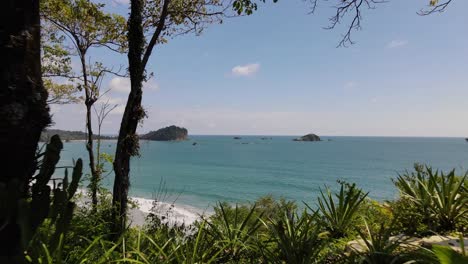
418, 0, 453, 15
142, 0, 171, 70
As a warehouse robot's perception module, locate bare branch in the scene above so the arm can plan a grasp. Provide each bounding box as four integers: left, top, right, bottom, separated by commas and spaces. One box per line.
316, 0, 386, 47
418, 0, 453, 15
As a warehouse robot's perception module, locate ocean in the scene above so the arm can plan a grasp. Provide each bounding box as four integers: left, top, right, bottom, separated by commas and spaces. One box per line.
57, 136, 468, 213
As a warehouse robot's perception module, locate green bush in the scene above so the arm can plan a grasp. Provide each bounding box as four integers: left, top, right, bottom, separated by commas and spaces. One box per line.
206, 202, 264, 262
316, 182, 368, 238
260, 209, 329, 264
393, 165, 468, 233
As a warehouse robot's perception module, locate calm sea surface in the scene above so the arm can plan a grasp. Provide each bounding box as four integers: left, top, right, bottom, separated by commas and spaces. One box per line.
57, 136, 468, 210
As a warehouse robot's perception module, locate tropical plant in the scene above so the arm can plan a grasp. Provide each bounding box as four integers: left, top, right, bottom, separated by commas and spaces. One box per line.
260, 209, 328, 264
431, 244, 468, 264
316, 182, 368, 238
206, 202, 264, 262
394, 165, 468, 232
17, 135, 84, 262
390, 196, 429, 236
350, 220, 432, 264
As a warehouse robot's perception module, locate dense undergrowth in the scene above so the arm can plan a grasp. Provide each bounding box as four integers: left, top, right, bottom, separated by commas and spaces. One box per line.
25, 163, 468, 263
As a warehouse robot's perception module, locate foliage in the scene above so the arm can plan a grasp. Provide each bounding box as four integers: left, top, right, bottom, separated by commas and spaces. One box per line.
260, 209, 329, 264
232, 0, 278, 15
389, 197, 429, 237
19, 135, 83, 262
17, 163, 468, 263
349, 220, 432, 264
431, 244, 468, 264
316, 182, 368, 238
40, 129, 115, 142
393, 165, 468, 233
356, 199, 393, 235
206, 202, 264, 262
41, 22, 82, 105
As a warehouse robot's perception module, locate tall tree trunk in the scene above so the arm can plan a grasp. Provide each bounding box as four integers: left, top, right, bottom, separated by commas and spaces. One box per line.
0, 0, 50, 257
111, 0, 170, 238
80, 54, 99, 209
111, 0, 145, 237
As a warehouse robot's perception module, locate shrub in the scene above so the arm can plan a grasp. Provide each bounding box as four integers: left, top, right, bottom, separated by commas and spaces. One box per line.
389, 197, 429, 237
206, 202, 264, 262
393, 165, 468, 233
316, 182, 368, 238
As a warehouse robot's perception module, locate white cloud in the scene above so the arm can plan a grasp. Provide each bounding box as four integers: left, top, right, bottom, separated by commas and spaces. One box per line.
108, 77, 160, 93
387, 40, 408, 49
231, 63, 260, 77
108, 77, 130, 93
344, 81, 357, 90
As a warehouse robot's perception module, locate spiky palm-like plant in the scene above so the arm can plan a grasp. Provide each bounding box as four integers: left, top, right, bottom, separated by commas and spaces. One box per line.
316, 182, 368, 238
260, 210, 328, 264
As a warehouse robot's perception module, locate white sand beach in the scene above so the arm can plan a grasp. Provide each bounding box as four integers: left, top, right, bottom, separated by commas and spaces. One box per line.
74, 188, 207, 227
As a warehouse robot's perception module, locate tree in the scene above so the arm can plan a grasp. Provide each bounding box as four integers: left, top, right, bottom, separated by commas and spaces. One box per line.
41, 23, 82, 104
41, 0, 126, 210
0, 0, 51, 257
111, 0, 255, 236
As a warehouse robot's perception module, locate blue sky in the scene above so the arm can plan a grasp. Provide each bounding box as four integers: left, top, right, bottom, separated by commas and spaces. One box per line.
50, 0, 468, 136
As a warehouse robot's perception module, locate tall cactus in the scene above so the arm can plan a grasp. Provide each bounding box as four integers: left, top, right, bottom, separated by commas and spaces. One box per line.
13, 135, 83, 257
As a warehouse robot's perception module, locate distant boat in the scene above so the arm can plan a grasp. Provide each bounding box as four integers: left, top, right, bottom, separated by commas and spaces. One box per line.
465, 138, 468, 142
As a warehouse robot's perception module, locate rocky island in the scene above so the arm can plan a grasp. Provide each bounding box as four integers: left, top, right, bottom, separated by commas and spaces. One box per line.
293, 133, 321, 142
140, 125, 188, 141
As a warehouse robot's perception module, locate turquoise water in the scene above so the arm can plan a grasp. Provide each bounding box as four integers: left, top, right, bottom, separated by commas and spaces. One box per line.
58, 136, 468, 210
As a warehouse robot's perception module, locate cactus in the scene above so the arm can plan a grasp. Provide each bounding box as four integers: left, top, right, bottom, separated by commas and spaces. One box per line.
14, 135, 83, 256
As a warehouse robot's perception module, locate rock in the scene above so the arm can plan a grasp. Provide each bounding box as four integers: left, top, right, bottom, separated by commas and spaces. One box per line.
192, 142, 197, 146
140, 125, 188, 141
293, 133, 321, 142
346, 234, 468, 255
233, 136, 242, 140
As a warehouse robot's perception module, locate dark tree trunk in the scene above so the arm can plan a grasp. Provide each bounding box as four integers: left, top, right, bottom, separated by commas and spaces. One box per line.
0, 0, 50, 257
111, 0, 145, 237
80, 54, 99, 210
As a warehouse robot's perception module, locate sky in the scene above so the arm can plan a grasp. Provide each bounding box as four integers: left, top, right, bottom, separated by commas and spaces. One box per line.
49, 0, 468, 137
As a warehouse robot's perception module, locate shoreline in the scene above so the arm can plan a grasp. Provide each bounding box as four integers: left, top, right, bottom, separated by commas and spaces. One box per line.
75, 189, 208, 227
129, 196, 209, 227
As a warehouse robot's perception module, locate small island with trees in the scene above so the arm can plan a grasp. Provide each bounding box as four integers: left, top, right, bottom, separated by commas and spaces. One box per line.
140, 125, 188, 141
40, 129, 115, 142
293, 133, 321, 142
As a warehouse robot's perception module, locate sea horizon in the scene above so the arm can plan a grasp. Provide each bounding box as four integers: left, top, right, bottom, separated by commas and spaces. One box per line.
57, 135, 468, 215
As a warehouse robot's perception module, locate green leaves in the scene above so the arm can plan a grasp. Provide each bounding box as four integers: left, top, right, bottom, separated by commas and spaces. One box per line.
432, 245, 468, 264
206, 202, 264, 261
315, 182, 368, 238
232, 0, 278, 15
394, 165, 468, 232
261, 210, 328, 264
40, 0, 127, 105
